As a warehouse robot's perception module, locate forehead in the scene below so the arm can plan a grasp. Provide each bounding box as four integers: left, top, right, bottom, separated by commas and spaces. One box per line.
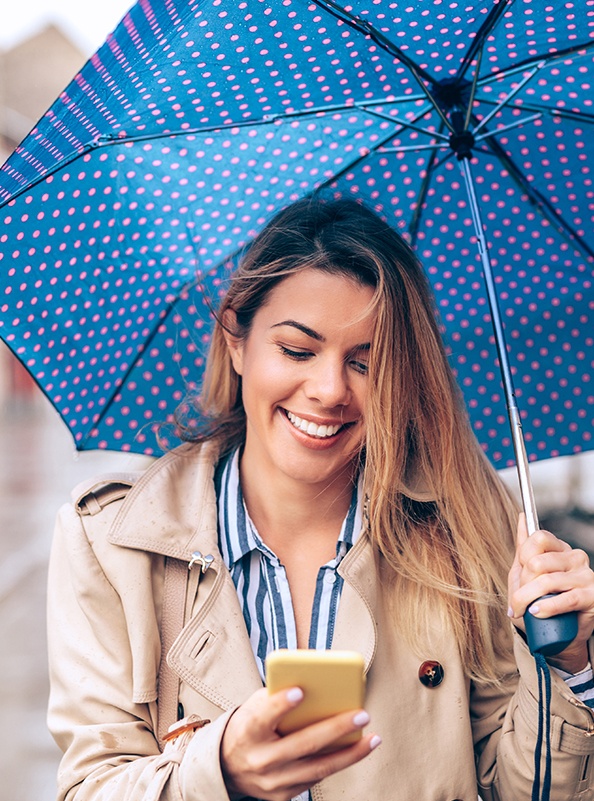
257, 269, 376, 335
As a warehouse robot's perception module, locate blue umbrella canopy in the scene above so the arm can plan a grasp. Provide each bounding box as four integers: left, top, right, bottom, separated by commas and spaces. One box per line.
0, 0, 593, 463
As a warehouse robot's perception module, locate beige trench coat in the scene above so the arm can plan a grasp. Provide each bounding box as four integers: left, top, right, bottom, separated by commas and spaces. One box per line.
47, 442, 594, 801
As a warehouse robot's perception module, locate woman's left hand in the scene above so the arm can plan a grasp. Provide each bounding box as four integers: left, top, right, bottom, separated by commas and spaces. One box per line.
508, 513, 594, 673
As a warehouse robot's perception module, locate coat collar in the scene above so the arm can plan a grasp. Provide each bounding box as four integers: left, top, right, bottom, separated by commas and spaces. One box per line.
108, 441, 222, 559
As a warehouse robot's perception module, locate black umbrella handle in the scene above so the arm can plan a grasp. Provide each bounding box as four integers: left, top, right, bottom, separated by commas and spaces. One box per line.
524, 597, 579, 656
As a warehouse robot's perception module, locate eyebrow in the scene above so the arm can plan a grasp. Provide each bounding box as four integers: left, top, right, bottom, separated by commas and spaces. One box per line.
271, 320, 325, 341
271, 319, 371, 351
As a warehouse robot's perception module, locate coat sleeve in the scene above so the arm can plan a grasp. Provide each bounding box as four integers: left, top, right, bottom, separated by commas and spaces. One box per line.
472, 627, 594, 801
47, 502, 234, 801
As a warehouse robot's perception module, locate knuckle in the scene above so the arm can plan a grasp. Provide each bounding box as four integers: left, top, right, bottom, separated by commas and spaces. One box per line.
244, 751, 267, 776
572, 548, 590, 567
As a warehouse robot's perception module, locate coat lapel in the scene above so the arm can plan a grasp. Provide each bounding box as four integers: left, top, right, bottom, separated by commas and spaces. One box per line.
167, 561, 264, 710
105, 441, 263, 709
333, 531, 379, 672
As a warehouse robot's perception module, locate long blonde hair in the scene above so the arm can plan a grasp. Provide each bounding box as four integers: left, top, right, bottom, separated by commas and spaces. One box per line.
178, 197, 517, 682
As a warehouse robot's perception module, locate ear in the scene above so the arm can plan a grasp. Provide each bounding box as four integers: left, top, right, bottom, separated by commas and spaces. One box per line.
222, 308, 244, 376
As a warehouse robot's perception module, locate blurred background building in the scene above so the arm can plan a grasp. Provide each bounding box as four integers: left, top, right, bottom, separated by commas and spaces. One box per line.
0, 11, 593, 801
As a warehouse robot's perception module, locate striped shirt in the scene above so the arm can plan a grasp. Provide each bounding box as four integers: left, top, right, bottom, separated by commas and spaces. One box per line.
552, 662, 594, 708
216, 447, 363, 681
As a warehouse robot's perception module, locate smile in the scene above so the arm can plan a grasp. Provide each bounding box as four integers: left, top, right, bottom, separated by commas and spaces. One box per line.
285, 410, 344, 439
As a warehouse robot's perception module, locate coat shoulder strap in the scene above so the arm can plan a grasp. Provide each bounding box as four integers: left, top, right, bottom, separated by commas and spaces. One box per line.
71, 472, 143, 516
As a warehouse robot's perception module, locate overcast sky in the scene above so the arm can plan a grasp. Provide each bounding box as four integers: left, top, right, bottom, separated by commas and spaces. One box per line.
0, 0, 134, 54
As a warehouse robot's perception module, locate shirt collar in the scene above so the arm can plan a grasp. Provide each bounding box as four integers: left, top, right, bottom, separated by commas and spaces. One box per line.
216, 447, 363, 570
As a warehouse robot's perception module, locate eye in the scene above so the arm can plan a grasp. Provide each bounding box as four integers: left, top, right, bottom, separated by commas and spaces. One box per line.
350, 359, 369, 375
278, 345, 313, 361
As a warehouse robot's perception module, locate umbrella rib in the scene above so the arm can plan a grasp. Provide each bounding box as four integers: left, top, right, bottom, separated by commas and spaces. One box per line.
475, 97, 594, 126
475, 39, 594, 89
473, 63, 544, 136
480, 122, 594, 262
408, 122, 447, 246
78, 293, 191, 450
474, 113, 543, 142
310, 0, 436, 84
308, 104, 436, 192
464, 40, 485, 131
361, 107, 449, 141
456, 0, 513, 82
0, 144, 94, 210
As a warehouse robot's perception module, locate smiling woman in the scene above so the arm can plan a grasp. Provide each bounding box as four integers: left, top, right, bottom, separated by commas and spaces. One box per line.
47, 197, 594, 801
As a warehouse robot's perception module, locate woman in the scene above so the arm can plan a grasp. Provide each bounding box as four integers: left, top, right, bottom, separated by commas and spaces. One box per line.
48, 198, 594, 801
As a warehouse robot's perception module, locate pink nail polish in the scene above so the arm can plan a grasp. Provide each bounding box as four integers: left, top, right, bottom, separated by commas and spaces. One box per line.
370, 735, 382, 750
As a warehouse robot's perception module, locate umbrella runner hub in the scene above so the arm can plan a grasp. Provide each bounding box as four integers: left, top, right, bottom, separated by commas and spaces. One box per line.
431, 77, 473, 114
447, 110, 476, 161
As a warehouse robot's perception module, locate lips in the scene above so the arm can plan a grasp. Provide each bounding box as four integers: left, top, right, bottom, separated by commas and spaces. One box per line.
285, 410, 345, 439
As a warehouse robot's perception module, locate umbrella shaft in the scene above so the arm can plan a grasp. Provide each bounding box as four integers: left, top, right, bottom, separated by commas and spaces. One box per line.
459, 158, 540, 535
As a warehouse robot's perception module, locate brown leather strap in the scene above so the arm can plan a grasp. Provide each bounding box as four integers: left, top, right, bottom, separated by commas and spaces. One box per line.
157, 557, 188, 748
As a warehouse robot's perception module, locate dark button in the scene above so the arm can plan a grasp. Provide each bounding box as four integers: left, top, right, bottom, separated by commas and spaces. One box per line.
418, 660, 444, 688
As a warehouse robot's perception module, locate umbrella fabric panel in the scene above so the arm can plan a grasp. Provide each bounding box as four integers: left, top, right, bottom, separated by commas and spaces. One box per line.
75, 288, 218, 452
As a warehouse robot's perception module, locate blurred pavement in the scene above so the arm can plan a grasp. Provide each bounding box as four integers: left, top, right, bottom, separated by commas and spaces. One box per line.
0, 401, 148, 801
0, 398, 593, 801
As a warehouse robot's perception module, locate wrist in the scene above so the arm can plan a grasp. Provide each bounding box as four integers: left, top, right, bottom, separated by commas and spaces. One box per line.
545, 644, 589, 675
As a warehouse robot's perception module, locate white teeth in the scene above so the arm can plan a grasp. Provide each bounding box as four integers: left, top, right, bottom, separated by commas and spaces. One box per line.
286, 411, 341, 439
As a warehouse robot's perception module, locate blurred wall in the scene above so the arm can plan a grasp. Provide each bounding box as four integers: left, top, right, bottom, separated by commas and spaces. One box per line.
0, 25, 86, 406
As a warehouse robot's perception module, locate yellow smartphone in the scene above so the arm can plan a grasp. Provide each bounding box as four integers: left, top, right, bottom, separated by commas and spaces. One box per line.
265, 649, 366, 747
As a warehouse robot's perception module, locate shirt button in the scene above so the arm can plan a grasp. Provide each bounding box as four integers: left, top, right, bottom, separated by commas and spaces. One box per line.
324, 572, 337, 584
418, 660, 444, 688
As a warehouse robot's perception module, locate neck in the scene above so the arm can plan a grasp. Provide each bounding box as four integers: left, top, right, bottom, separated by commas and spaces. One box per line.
238, 453, 356, 557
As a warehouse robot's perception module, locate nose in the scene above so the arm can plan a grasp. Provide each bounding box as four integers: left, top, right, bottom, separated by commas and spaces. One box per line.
304, 356, 352, 409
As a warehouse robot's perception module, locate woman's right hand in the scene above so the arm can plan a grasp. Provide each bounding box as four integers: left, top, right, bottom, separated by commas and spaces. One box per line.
220, 686, 381, 801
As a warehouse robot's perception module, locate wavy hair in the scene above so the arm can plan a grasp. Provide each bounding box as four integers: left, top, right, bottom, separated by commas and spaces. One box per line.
178, 197, 517, 682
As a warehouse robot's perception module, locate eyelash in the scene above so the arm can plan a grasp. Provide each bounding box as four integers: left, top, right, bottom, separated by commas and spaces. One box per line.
278, 346, 368, 375
278, 345, 312, 361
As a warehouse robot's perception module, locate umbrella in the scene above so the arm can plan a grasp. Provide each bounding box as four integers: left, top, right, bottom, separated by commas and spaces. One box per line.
1, 0, 593, 510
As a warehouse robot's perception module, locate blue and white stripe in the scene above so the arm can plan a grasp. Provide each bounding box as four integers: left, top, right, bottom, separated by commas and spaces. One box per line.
551, 662, 594, 708
216, 447, 362, 680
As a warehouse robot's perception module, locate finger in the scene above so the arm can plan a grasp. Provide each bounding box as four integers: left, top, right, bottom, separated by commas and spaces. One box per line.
274, 708, 371, 761
513, 565, 594, 619
519, 529, 571, 562
508, 513, 530, 603
273, 731, 381, 793
516, 512, 529, 550
517, 546, 589, 591
233, 686, 305, 740
263, 686, 306, 733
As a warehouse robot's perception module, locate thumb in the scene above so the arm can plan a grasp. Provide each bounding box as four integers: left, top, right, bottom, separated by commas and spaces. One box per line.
508, 513, 528, 616
516, 512, 529, 551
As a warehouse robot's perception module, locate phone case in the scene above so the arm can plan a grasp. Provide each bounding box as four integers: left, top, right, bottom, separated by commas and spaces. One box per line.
265, 649, 366, 746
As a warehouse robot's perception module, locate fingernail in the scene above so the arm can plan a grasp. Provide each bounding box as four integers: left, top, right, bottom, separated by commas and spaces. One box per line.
370, 735, 382, 750
528, 604, 540, 616
507, 606, 514, 618
352, 710, 370, 727
286, 688, 303, 703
